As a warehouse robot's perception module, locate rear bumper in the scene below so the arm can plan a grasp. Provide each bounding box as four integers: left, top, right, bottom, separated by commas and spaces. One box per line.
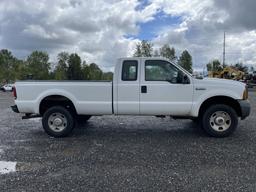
238, 100, 250, 120
11, 105, 19, 113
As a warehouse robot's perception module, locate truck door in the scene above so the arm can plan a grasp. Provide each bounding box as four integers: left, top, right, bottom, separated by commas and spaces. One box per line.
139, 59, 193, 115
116, 59, 140, 115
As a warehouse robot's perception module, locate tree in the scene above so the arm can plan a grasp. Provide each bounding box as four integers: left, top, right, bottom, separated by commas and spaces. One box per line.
0, 49, 16, 82
141, 40, 153, 57
102, 72, 113, 80
133, 40, 153, 57
88, 63, 103, 80
133, 43, 142, 57
54, 52, 69, 80
67, 53, 83, 80
160, 44, 176, 60
12, 59, 27, 80
250, 66, 255, 72
233, 62, 248, 73
207, 59, 222, 72
26, 51, 50, 80
81, 61, 90, 80
178, 50, 193, 73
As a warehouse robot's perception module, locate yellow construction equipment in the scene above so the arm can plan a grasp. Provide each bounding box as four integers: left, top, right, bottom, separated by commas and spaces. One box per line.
208, 66, 245, 80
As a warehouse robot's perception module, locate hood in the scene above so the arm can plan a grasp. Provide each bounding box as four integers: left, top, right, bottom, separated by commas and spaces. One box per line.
194, 77, 245, 89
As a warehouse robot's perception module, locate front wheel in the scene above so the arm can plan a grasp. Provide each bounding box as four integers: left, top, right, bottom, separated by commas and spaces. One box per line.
42, 106, 75, 137
201, 104, 238, 137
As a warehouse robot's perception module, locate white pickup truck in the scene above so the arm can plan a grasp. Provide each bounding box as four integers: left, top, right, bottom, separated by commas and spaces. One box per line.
12, 57, 250, 138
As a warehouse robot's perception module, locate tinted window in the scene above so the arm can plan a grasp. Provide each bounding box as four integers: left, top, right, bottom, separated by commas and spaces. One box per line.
145, 60, 184, 83
122, 60, 138, 81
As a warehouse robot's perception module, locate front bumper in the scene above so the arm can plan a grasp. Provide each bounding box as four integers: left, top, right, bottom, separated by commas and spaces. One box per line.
11, 105, 19, 113
238, 100, 250, 120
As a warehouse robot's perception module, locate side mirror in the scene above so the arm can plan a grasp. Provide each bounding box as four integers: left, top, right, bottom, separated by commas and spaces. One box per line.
183, 74, 190, 84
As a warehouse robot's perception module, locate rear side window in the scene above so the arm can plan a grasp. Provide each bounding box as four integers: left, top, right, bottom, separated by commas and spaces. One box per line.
122, 60, 138, 81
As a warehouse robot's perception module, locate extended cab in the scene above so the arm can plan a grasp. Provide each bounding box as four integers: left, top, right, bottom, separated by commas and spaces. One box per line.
12, 58, 250, 137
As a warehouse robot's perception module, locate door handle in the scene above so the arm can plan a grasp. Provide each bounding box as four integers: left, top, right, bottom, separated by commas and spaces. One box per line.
141, 85, 147, 93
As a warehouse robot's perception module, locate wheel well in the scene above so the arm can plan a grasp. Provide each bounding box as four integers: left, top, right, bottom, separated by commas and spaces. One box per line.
39, 95, 77, 116
199, 96, 242, 117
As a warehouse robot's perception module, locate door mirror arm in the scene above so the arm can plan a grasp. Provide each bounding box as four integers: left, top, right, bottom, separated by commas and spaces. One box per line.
182, 75, 190, 84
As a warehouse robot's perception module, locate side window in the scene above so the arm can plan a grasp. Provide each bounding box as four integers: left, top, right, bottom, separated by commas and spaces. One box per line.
122, 60, 138, 81
145, 60, 184, 84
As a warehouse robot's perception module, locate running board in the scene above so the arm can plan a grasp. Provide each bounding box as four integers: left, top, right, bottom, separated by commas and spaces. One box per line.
22, 114, 41, 119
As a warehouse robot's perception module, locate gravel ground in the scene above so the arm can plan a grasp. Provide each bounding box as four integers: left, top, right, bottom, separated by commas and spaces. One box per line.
0, 91, 255, 192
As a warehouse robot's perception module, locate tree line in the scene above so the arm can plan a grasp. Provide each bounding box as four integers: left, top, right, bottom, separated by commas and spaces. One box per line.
0, 42, 193, 83
206, 59, 253, 73
0, 49, 113, 83
133, 40, 193, 73
5, 40, 250, 83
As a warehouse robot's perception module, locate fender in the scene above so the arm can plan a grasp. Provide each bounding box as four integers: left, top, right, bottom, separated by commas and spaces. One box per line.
190, 89, 241, 117
35, 89, 77, 114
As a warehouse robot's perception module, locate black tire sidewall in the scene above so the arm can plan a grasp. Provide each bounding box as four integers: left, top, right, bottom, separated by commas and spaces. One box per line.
42, 106, 74, 137
202, 104, 238, 137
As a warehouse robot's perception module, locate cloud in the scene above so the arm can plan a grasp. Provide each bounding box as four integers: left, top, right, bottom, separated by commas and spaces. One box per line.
214, 0, 256, 30
150, 0, 256, 68
0, 0, 156, 68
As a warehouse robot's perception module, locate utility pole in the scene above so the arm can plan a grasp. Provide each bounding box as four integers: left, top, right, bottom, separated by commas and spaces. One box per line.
223, 31, 226, 67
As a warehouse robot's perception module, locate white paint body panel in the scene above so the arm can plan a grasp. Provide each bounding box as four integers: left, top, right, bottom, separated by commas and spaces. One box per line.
14, 57, 246, 117
15, 81, 112, 115
114, 58, 140, 115
139, 58, 194, 115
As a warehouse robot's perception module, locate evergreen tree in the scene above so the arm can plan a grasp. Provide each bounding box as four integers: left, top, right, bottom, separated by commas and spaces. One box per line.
160, 44, 176, 60
67, 53, 83, 80
133, 43, 142, 57
178, 50, 193, 73
133, 40, 153, 57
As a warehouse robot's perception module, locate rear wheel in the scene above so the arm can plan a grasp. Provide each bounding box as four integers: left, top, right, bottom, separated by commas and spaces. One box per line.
42, 106, 75, 137
201, 104, 238, 137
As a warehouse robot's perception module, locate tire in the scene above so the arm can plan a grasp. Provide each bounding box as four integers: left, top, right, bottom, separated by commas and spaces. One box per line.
191, 118, 199, 124
42, 106, 75, 137
201, 104, 238, 137
77, 115, 92, 123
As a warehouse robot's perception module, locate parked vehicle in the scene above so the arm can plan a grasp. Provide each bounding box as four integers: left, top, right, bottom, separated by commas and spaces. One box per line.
1, 84, 14, 92
11, 57, 250, 138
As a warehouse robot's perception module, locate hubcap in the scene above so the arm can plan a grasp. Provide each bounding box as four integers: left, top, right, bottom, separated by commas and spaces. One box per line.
209, 111, 231, 132
48, 113, 67, 132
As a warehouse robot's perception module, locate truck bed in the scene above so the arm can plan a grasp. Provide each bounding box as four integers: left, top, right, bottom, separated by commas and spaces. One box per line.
15, 80, 113, 115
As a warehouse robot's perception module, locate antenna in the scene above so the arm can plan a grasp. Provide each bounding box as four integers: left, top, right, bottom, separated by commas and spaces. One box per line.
223, 31, 226, 67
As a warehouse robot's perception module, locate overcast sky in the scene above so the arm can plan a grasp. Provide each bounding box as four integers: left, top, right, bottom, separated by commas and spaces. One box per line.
0, 0, 256, 71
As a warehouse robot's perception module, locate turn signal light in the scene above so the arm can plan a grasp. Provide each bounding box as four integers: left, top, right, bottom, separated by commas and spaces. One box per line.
243, 86, 248, 100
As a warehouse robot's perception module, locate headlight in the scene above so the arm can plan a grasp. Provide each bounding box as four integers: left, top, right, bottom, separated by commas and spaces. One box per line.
243, 86, 248, 100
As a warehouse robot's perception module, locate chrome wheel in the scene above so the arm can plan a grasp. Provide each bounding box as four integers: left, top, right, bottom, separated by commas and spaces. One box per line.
209, 111, 231, 132
48, 112, 67, 132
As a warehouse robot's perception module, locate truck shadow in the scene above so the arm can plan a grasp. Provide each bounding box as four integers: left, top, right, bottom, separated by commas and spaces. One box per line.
73, 120, 207, 139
